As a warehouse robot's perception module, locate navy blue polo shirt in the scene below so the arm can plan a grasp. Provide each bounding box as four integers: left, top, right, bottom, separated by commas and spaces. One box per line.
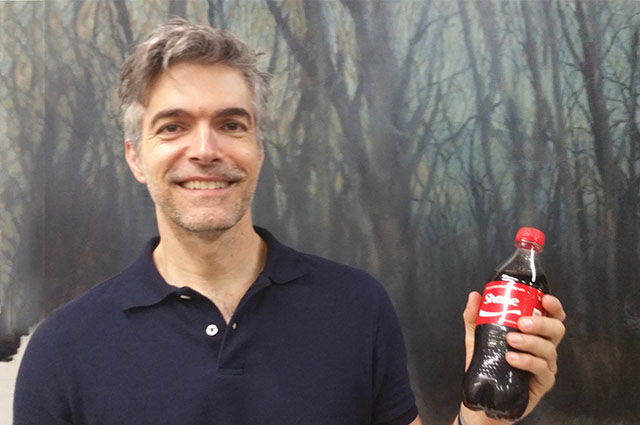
14, 227, 418, 425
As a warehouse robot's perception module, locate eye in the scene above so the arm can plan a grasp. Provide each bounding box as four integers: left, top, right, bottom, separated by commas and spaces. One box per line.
155, 123, 188, 140
159, 123, 184, 134
222, 120, 248, 132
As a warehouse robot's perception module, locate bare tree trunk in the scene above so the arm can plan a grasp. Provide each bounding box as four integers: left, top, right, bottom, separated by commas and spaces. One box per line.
542, 1, 589, 334
263, 0, 337, 252
573, 0, 625, 341
340, 1, 414, 292
167, 0, 187, 19
477, 0, 532, 225
620, 27, 640, 313
457, 0, 502, 266
521, 0, 550, 214
112, 0, 133, 49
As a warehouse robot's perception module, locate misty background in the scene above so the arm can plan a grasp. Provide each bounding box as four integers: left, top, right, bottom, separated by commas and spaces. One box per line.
1, 1, 639, 424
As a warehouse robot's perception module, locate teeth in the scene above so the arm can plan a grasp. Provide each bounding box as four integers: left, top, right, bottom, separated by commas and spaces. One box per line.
182, 181, 230, 190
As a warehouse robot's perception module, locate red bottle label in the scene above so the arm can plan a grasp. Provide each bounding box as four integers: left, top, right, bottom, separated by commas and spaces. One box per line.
476, 281, 545, 329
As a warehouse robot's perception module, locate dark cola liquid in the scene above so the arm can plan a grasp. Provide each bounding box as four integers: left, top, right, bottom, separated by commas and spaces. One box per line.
462, 266, 548, 420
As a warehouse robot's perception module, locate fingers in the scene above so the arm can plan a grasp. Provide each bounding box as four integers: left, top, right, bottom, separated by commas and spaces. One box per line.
462, 292, 481, 369
518, 296, 567, 346
463, 291, 482, 325
503, 294, 566, 398
542, 294, 567, 322
505, 349, 556, 394
506, 330, 559, 374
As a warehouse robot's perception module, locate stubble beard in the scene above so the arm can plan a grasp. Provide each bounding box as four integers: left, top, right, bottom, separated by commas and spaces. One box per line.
167, 192, 254, 234
146, 174, 257, 236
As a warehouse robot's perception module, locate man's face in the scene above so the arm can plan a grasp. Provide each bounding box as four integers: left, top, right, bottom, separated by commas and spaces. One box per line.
125, 61, 264, 235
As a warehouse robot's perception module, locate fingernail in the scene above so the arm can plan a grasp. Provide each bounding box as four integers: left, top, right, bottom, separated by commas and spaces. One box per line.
520, 318, 534, 330
508, 333, 523, 344
506, 352, 519, 362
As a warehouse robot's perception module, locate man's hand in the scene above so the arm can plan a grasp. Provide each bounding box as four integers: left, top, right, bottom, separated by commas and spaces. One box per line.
460, 291, 566, 424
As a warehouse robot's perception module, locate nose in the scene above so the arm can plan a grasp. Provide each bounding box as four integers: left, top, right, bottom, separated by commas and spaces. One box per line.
188, 124, 222, 163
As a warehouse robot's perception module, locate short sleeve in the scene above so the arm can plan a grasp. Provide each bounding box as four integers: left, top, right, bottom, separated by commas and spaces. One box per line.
371, 283, 419, 425
13, 321, 73, 425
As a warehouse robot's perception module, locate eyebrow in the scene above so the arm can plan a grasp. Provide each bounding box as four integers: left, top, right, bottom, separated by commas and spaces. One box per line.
149, 109, 189, 130
217, 107, 253, 123
148, 107, 254, 130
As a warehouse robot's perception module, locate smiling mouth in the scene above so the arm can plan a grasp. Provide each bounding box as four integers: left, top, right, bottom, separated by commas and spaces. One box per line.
180, 181, 232, 190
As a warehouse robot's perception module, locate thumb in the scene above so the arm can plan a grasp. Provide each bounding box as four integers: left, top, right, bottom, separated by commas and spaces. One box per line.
463, 291, 481, 370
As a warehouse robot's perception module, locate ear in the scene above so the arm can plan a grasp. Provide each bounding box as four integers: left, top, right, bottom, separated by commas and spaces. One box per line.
124, 139, 147, 184
257, 143, 265, 174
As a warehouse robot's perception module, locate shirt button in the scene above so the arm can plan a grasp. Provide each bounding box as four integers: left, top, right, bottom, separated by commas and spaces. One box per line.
179, 295, 191, 300
205, 324, 219, 336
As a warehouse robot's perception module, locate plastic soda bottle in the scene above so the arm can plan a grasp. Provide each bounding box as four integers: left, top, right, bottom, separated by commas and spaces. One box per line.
462, 227, 549, 419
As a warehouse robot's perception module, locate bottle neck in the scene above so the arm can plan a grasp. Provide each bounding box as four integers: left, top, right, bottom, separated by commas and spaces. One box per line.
515, 240, 543, 253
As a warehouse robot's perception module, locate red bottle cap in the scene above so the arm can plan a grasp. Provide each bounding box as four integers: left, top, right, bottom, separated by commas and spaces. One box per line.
515, 227, 545, 248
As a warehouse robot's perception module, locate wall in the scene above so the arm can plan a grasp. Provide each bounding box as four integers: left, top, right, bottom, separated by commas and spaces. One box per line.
1, 1, 639, 424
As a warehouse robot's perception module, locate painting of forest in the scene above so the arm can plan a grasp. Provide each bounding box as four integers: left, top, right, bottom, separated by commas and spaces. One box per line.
1, 1, 639, 424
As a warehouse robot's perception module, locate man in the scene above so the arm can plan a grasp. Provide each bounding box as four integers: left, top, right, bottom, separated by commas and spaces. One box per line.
14, 20, 565, 425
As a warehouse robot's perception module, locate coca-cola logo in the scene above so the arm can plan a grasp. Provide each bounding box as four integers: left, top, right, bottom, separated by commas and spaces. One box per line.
484, 293, 520, 307
476, 281, 546, 328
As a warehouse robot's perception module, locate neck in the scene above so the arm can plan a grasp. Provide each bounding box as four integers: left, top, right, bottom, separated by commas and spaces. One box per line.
152, 215, 267, 299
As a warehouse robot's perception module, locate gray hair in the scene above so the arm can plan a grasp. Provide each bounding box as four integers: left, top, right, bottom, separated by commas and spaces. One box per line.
118, 19, 270, 146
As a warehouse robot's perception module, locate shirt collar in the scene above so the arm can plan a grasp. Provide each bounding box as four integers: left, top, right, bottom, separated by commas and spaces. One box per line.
255, 226, 310, 285
119, 226, 309, 311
